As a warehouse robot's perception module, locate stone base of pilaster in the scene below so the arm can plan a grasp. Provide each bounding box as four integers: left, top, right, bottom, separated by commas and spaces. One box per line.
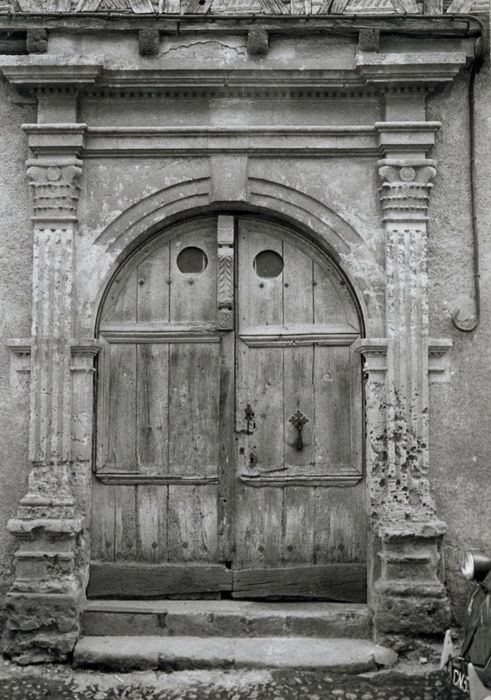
2, 517, 87, 664
3, 591, 82, 664
373, 517, 451, 640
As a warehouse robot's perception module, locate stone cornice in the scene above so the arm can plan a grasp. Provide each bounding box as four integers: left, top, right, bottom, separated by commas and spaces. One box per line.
23, 124, 87, 155
0, 58, 102, 87
0, 45, 471, 92
375, 121, 441, 153
356, 50, 468, 85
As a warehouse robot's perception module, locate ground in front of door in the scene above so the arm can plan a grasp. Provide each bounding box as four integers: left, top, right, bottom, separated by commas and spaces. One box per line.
0, 658, 466, 700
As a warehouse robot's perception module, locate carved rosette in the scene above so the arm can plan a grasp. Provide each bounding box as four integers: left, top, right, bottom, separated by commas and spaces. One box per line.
378, 161, 436, 222
26, 160, 82, 220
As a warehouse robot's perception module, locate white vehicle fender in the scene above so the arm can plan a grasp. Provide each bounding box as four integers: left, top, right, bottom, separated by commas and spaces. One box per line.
468, 663, 491, 700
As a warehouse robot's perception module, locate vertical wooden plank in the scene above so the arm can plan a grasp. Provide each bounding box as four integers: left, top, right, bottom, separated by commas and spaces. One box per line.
218, 330, 235, 562
167, 485, 218, 562
314, 485, 367, 564
107, 344, 137, 470
282, 486, 315, 565
313, 260, 359, 329
284, 346, 314, 468
170, 223, 217, 324
247, 346, 284, 471
283, 240, 314, 325
90, 479, 115, 561
234, 486, 283, 568
96, 336, 110, 470
168, 343, 219, 476
136, 344, 169, 474
136, 243, 170, 323
136, 485, 168, 562
114, 485, 137, 560
350, 343, 363, 472
314, 345, 352, 467
100, 267, 137, 326
238, 220, 284, 330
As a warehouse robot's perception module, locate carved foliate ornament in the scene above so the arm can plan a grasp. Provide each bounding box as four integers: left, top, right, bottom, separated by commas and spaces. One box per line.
217, 215, 234, 330
26, 160, 82, 220
378, 161, 437, 221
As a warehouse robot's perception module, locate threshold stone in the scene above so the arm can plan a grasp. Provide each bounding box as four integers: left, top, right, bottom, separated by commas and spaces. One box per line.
73, 636, 398, 672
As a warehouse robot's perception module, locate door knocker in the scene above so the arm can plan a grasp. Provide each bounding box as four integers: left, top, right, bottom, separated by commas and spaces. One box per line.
289, 409, 309, 451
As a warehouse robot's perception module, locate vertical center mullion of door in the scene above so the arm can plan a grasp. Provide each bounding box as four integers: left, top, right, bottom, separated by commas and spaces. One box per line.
217, 215, 235, 566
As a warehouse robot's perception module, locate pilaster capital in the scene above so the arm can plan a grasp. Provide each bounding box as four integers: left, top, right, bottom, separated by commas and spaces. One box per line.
26, 158, 82, 222
354, 338, 388, 376
378, 158, 437, 222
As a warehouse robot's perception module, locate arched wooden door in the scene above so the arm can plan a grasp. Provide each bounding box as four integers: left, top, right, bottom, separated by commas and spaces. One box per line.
89, 214, 366, 601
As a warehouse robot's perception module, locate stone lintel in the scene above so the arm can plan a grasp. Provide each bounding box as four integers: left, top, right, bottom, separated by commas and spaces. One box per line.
357, 50, 467, 86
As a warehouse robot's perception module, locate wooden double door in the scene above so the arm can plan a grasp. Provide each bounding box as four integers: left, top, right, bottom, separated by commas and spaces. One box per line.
90, 214, 366, 602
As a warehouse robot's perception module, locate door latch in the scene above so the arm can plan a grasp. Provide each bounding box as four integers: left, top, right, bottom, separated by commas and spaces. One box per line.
245, 403, 255, 435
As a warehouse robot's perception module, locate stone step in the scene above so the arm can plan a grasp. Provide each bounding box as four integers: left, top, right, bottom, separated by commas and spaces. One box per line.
82, 599, 372, 638
74, 635, 397, 672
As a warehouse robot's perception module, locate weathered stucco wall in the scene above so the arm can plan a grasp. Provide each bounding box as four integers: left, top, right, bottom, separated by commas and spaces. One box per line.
428, 61, 491, 623
0, 78, 35, 639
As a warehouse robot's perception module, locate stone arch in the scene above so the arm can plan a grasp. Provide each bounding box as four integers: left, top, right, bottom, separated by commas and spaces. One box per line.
77, 176, 377, 337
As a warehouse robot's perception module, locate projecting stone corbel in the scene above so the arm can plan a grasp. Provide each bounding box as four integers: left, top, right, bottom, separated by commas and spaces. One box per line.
26, 30, 48, 55
139, 29, 160, 57
358, 29, 380, 53
247, 27, 269, 56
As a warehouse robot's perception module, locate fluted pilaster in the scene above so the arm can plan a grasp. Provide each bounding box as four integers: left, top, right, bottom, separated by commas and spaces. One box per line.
371, 155, 450, 641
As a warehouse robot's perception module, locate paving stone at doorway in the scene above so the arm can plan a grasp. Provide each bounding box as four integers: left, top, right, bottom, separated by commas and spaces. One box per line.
73, 635, 398, 673
0, 665, 468, 700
